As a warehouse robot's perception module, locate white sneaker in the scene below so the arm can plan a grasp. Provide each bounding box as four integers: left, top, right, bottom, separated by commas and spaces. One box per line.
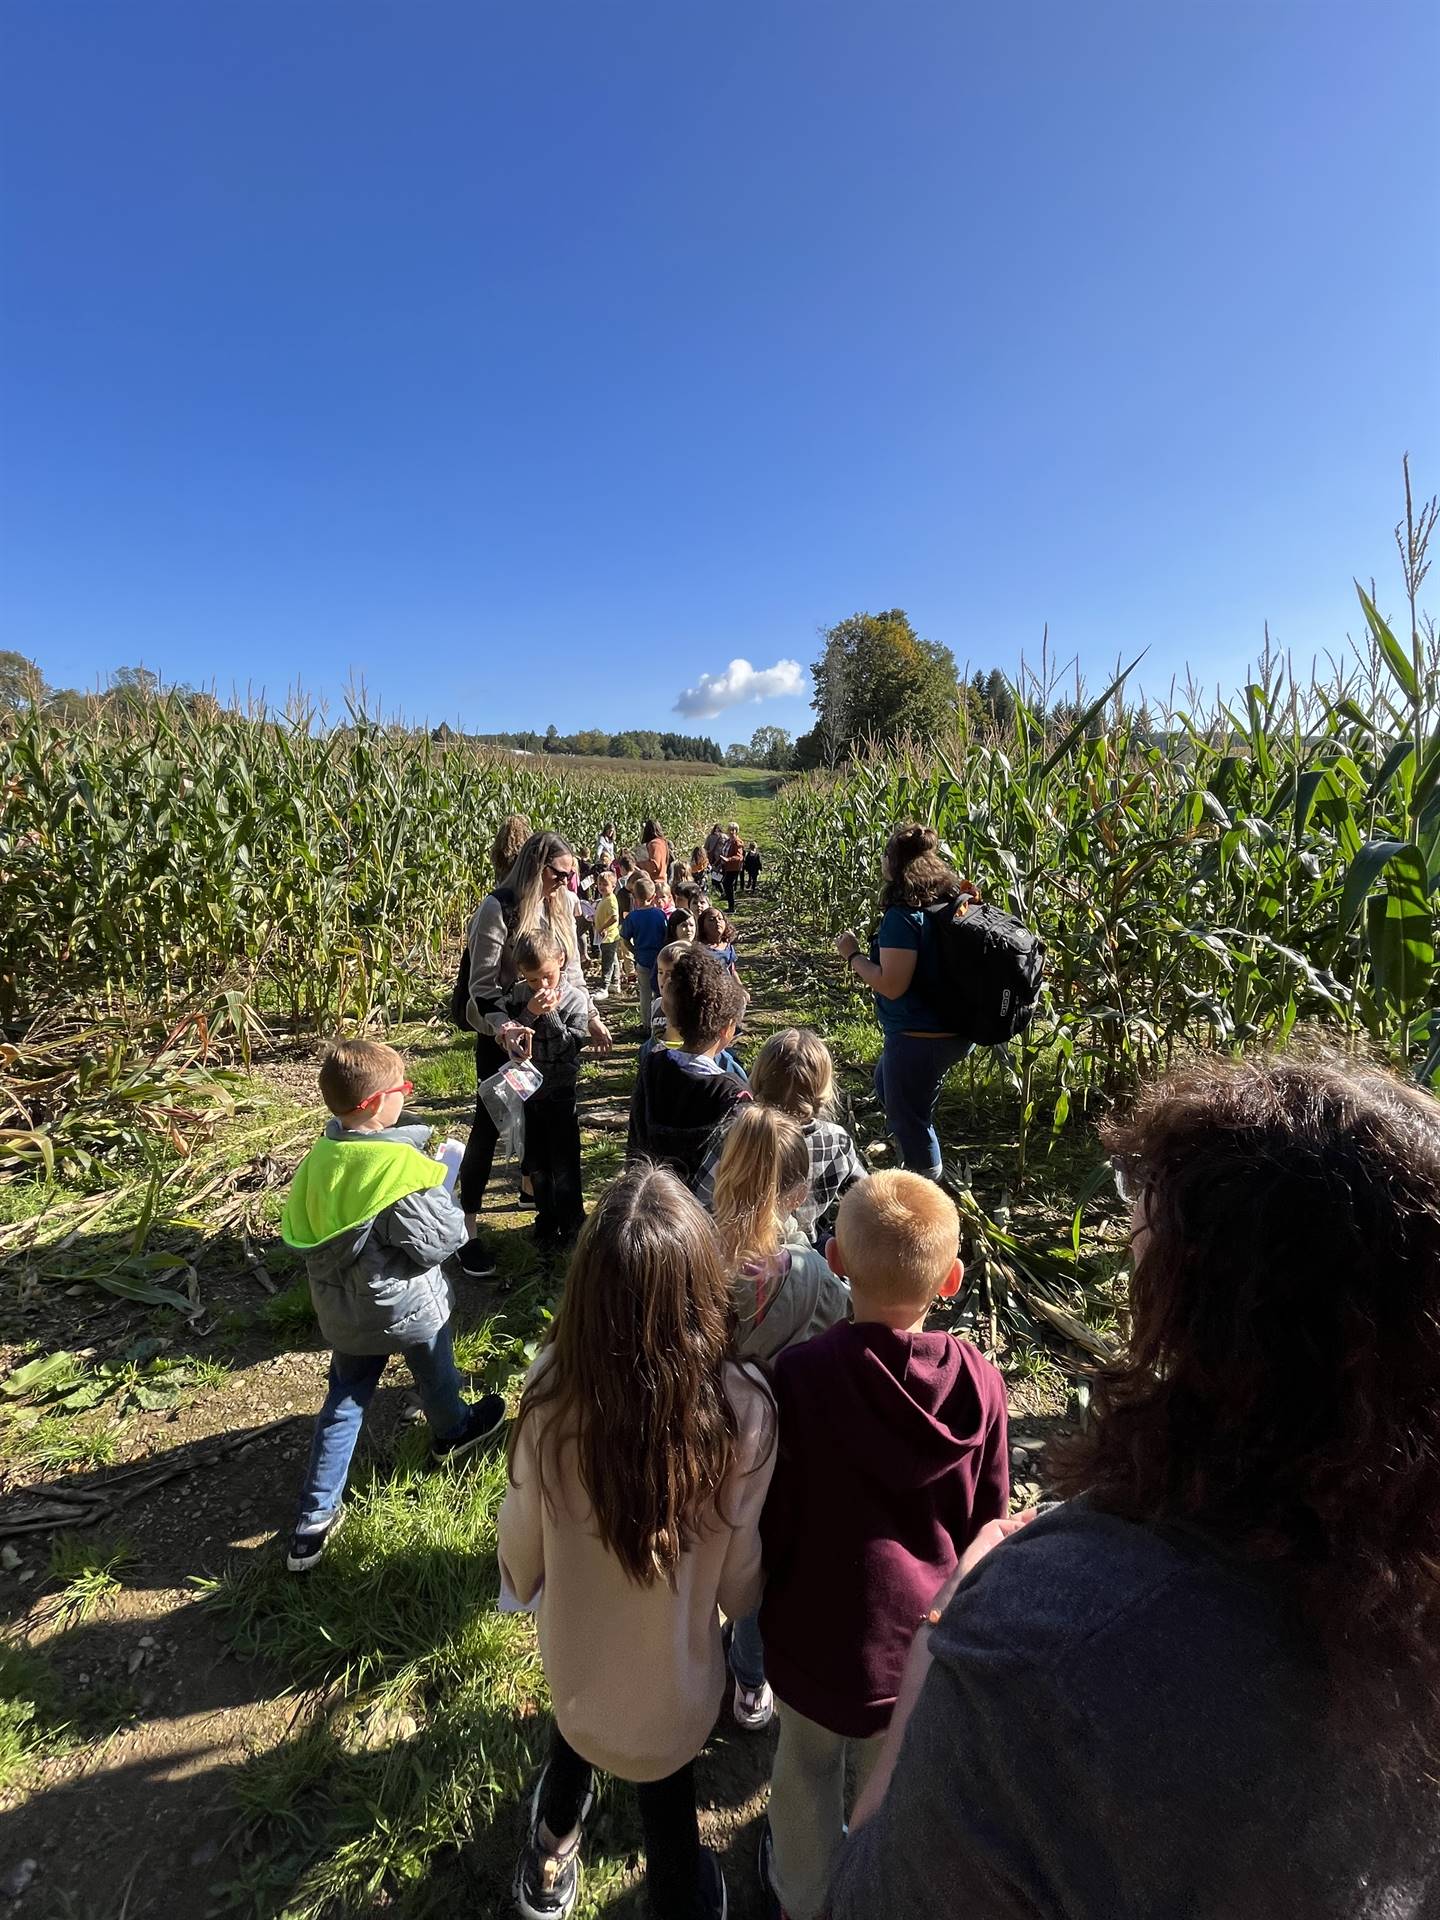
732, 1677, 774, 1731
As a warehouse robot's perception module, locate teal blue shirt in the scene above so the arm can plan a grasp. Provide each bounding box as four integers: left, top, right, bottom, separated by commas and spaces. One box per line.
872, 906, 946, 1035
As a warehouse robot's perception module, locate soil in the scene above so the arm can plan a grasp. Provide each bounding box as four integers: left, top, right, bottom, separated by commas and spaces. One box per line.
0, 899, 1075, 1918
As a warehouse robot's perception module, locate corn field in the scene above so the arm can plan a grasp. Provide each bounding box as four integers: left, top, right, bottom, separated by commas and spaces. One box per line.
3, 700, 721, 1034
776, 564, 1440, 1117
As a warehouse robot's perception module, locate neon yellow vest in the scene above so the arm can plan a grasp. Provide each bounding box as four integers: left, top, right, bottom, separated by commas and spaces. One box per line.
280, 1135, 444, 1250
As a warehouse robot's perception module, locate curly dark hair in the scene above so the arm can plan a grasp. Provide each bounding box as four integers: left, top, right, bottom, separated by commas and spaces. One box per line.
665, 945, 744, 1051
878, 822, 960, 909
1049, 1049, 1440, 1758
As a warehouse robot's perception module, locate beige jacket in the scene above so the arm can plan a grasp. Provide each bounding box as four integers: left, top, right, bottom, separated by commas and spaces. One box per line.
497, 1357, 775, 1781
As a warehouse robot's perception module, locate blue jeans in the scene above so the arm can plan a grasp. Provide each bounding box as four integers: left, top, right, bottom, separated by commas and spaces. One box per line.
729, 1609, 766, 1690
873, 1032, 972, 1177
297, 1323, 466, 1528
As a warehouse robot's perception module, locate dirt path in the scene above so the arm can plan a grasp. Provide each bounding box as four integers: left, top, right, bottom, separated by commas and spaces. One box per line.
0, 857, 1067, 1919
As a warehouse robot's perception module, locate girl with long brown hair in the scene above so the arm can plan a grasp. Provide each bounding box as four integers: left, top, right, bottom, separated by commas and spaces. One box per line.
499, 1163, 774, 1920
831, 1050, 1440, 1917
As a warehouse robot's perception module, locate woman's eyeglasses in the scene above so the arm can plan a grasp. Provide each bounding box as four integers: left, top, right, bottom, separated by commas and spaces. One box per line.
545, 862, 574, 883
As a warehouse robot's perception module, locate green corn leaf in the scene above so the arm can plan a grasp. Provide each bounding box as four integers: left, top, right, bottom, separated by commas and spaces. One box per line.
1336, 839, 1412, 940
1034, 655, 1143, 784
1366, 847, 1434, 1021
1356, 583, 1420, 703
1364, 738, 1415, 805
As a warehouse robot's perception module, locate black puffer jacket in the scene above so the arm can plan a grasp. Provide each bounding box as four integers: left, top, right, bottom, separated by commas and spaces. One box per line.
627, 1049, 749, 1187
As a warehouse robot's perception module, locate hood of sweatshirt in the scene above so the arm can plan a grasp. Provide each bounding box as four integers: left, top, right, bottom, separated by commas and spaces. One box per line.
280, 1122, 442, 1256
810, 1321, 996, 1492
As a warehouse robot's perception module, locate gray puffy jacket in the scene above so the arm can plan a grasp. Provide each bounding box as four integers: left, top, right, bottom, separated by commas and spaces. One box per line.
285, 1122, 467, 1356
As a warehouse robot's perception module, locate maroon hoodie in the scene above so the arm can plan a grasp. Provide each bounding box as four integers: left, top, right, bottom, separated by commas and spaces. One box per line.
758, 1319, 1009, 1737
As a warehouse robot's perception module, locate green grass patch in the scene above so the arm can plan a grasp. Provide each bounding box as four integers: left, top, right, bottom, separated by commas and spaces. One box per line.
204, 1442, 558, 1916
408, 1037, 480, 1104
3, 1413, 122, 1472
0, 1643, 72, 1796
45, 1536, 138, 1624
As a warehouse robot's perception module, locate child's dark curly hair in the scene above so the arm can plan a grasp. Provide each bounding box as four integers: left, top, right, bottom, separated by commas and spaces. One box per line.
1049, 1048, 1440, 1764
664, 946, 743, 1051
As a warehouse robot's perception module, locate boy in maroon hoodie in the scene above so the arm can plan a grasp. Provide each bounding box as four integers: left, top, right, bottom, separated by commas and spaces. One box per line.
756, 1171, 1009, 1920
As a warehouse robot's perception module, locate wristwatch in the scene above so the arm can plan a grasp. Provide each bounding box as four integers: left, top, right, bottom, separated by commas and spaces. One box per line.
848, 949, 865, 973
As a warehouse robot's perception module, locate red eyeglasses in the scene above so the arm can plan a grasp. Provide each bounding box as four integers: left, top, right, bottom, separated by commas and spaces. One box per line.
360, 1080, 413, 1110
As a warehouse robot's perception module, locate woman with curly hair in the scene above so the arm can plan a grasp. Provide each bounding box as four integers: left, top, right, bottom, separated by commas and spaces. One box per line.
829, 1050, 1440, 1918
835, 822, 971, 1178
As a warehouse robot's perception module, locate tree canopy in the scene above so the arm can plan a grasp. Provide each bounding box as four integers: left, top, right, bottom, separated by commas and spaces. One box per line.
795, 610, 960, 767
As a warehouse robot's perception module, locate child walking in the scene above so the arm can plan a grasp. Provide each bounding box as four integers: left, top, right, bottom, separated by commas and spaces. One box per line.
743, 842, 762, 893
757, 1172, 1009, 1919
503, 929, 591, 1251
709, 1106, 852, 1732
591, 869, 622, 1000
280, 1040, 505, 1572
621, 873, 669, 1031
499, 1165, 775, 1920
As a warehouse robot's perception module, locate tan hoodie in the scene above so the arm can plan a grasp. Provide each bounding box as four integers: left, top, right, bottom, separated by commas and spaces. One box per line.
497, 1356, 775, 1781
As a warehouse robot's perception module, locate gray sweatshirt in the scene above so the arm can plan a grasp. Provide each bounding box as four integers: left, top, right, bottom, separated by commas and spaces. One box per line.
829, 1498, 1440, 1920
503, 973, 591, 1091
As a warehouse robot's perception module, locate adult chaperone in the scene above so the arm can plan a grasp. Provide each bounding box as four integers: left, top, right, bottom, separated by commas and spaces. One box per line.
456, 829, 611, 1274
835, 822, 969, 1178
831, 1051, 1440, 1914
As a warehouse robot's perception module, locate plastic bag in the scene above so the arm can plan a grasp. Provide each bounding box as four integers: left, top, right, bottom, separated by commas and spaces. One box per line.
478, 1059, 543, 1163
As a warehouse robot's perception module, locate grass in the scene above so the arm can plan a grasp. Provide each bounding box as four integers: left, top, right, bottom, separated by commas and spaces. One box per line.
0, 1644, 71, 1797
5, 1414, 122, 1471
204, 1444, 555, 1917
45, 1537, 138, 1624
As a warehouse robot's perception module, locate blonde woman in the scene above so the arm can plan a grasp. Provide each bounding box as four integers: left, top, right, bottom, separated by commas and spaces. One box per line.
457, 831, 611, 1275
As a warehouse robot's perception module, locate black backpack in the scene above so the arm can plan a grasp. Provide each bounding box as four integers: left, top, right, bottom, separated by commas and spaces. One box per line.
449, 945, 472, 1032
917, 890, 1046, 1045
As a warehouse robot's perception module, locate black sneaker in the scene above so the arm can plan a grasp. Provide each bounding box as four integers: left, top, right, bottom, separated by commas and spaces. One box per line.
430, 1393, 507, 1466
286, 1505, 343, 1573
698, 1845, 728, 1920
513, 1766, 593, 1920
457, 1237, 498, 1279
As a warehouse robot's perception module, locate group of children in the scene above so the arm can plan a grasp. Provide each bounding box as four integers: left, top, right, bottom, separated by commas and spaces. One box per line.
280, 888, 1010, 1919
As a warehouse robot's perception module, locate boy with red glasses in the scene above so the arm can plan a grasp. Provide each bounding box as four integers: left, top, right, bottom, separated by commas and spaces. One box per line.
280, 1038, 504, 1571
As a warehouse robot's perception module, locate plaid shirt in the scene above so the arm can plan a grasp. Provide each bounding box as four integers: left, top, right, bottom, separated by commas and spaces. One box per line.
694, 1115, 867, 1243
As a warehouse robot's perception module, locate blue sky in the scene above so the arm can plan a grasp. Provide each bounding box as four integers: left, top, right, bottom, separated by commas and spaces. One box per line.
3, 2, 1437, 744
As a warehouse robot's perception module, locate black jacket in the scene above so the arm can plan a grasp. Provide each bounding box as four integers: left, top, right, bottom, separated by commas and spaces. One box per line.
627, 1048, 750, 1186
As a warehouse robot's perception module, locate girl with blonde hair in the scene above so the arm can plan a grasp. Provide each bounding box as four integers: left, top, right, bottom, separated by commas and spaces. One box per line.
696, 1027, 867, 1245
709, 1105, 851, 1734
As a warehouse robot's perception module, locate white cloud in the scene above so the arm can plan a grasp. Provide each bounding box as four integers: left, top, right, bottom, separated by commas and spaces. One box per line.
673, 656, 805, 720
